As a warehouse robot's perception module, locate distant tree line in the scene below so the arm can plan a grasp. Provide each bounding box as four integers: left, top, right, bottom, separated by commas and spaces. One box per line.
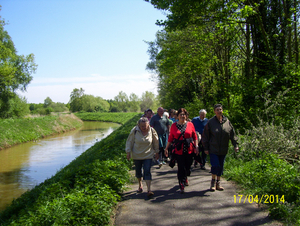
68, 88, 159, 113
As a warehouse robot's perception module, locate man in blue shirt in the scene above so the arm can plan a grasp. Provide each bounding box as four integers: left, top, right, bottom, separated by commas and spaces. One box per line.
192, 109, 208, 169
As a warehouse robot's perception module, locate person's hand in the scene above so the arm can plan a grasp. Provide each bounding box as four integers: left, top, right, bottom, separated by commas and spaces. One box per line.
164, 149, 168, 157
126, 152, 131, 160
195, 146, 200, 155
155, 153, 159, 160
234, 147, 239, 153
204, 150, 209, 155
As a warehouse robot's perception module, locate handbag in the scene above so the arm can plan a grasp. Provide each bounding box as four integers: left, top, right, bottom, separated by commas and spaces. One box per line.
168, 131, 185, 168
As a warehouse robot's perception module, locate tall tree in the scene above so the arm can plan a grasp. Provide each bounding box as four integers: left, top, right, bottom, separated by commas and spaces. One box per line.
0, 12, 37, 118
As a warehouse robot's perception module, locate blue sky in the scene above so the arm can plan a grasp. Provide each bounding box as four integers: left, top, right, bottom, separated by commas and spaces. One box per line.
0, 0, 166, 103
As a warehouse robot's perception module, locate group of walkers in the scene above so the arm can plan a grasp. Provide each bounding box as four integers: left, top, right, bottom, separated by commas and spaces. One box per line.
125, 104, 239, 197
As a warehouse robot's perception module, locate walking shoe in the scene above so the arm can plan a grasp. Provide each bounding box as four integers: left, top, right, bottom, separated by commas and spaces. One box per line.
184, 179, 189, 186
179, 183, 185, 194
200, 165, 206, 170
162, 161, 166, 165
158, 161, 163, 168
216, 181, 224, 191
210, 179, 216, 191
137, 187, 143, 193
147, 191, 154, 197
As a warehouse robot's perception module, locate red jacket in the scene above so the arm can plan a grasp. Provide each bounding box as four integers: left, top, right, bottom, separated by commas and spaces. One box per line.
168, 122, 198, 155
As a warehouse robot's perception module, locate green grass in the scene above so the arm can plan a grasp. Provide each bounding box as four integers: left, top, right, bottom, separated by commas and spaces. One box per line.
0, 114, 83, 149
0, 114, 140, 225
224, 150, 300, 225
74, 112, 138, 124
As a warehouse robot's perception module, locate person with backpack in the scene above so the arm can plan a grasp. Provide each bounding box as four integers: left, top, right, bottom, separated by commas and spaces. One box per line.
125, 117, 159, 197
164, 108, 199, 193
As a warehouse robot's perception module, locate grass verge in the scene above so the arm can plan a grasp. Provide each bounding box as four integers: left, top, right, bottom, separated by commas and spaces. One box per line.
0, 114, 83, 150
74, 112, 138, 124
0, 113, 140, 225
224, 149, 300, 225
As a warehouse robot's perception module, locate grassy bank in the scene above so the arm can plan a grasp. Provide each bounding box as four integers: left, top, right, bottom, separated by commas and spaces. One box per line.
74, 112, 138, 124
0, 114, 83, 150
0, 113, 139, 225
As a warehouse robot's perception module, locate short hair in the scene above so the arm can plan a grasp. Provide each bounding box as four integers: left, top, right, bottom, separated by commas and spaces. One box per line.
199, 109, 207, 114
214, 104, 223, 110
177, 108, 189, 117
138, 117, 149, 124
147, 109, 153, 113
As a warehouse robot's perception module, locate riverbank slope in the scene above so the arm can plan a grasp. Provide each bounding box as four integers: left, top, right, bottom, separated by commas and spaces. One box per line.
0, 114, 83, 150
0, 113, 140, 225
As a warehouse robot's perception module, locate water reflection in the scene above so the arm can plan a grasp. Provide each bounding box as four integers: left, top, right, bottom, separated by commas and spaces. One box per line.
0, 121, 120, 211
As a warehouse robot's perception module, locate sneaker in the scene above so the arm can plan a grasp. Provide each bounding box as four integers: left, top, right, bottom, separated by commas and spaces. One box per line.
184, 179, 189, 186
179, 183, 184, 194
210, 179, 216, 192
137, 187, 143, 193
200, 165, 206, 170
158, 162, 163, 168
162, 161, 166, 165
216, 181, 224, 191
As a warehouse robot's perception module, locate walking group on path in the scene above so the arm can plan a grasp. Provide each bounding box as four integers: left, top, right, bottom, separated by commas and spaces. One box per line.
125, 104, 238, 196
120, 104, 282, 225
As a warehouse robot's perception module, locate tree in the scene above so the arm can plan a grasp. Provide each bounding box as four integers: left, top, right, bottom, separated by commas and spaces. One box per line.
114, 91, 129, 112
140, 91, 158, 112
44, 97, 53, 108
69, 88, 84, 112
146, 0, 300, 128
128, 93, 140, 112
0, 12, 37, 118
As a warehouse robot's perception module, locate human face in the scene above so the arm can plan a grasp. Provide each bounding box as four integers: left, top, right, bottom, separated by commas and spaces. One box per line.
214, 107, 223, 118
146, 111, 152, 118
157, 107, 164, 117
139, 122, 149, 132
178, 112, 187, 122
199, 112, 206, 120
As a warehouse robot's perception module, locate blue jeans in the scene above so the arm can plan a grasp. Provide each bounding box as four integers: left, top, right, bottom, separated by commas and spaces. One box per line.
134, 159, 153, 180
209, 154, 226, 176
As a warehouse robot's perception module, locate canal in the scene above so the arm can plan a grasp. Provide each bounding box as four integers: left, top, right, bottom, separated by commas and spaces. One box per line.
0, 121, 120, 211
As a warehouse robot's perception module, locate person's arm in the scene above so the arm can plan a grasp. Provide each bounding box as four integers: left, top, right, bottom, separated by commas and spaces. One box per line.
125, 127, 135, 160
151, 128, 160, 160
202, 123, 210, 155
229, 121, 239, 152
164, 142, 171, 157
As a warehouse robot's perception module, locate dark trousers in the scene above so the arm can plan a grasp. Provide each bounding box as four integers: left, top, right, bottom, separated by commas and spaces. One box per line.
176, 153, 193, 184
200, 144, 207, 166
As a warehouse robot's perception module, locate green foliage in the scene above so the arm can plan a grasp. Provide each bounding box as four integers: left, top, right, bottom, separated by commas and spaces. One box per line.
0, 114, 83, 149
0, 94, 30, 118
0, 14, 37, 119
146, 0, 300, 131
224, 114, 300, 224
225, 153, 300, 225
68, 88, 110, 113
0, 114, 140, 225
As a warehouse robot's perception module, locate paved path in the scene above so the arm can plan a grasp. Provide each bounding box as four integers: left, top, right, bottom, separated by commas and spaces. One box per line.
115, 163, 282, 226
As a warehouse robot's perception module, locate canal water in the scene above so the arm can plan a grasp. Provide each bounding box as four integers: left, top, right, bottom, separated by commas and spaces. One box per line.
0, 121, 120, 211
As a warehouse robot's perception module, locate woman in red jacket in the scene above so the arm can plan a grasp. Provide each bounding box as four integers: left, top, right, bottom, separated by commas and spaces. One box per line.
164, 108, 199, 193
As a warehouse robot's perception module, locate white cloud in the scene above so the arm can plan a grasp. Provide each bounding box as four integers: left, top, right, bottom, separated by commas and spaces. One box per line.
19, 73, 158, 103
